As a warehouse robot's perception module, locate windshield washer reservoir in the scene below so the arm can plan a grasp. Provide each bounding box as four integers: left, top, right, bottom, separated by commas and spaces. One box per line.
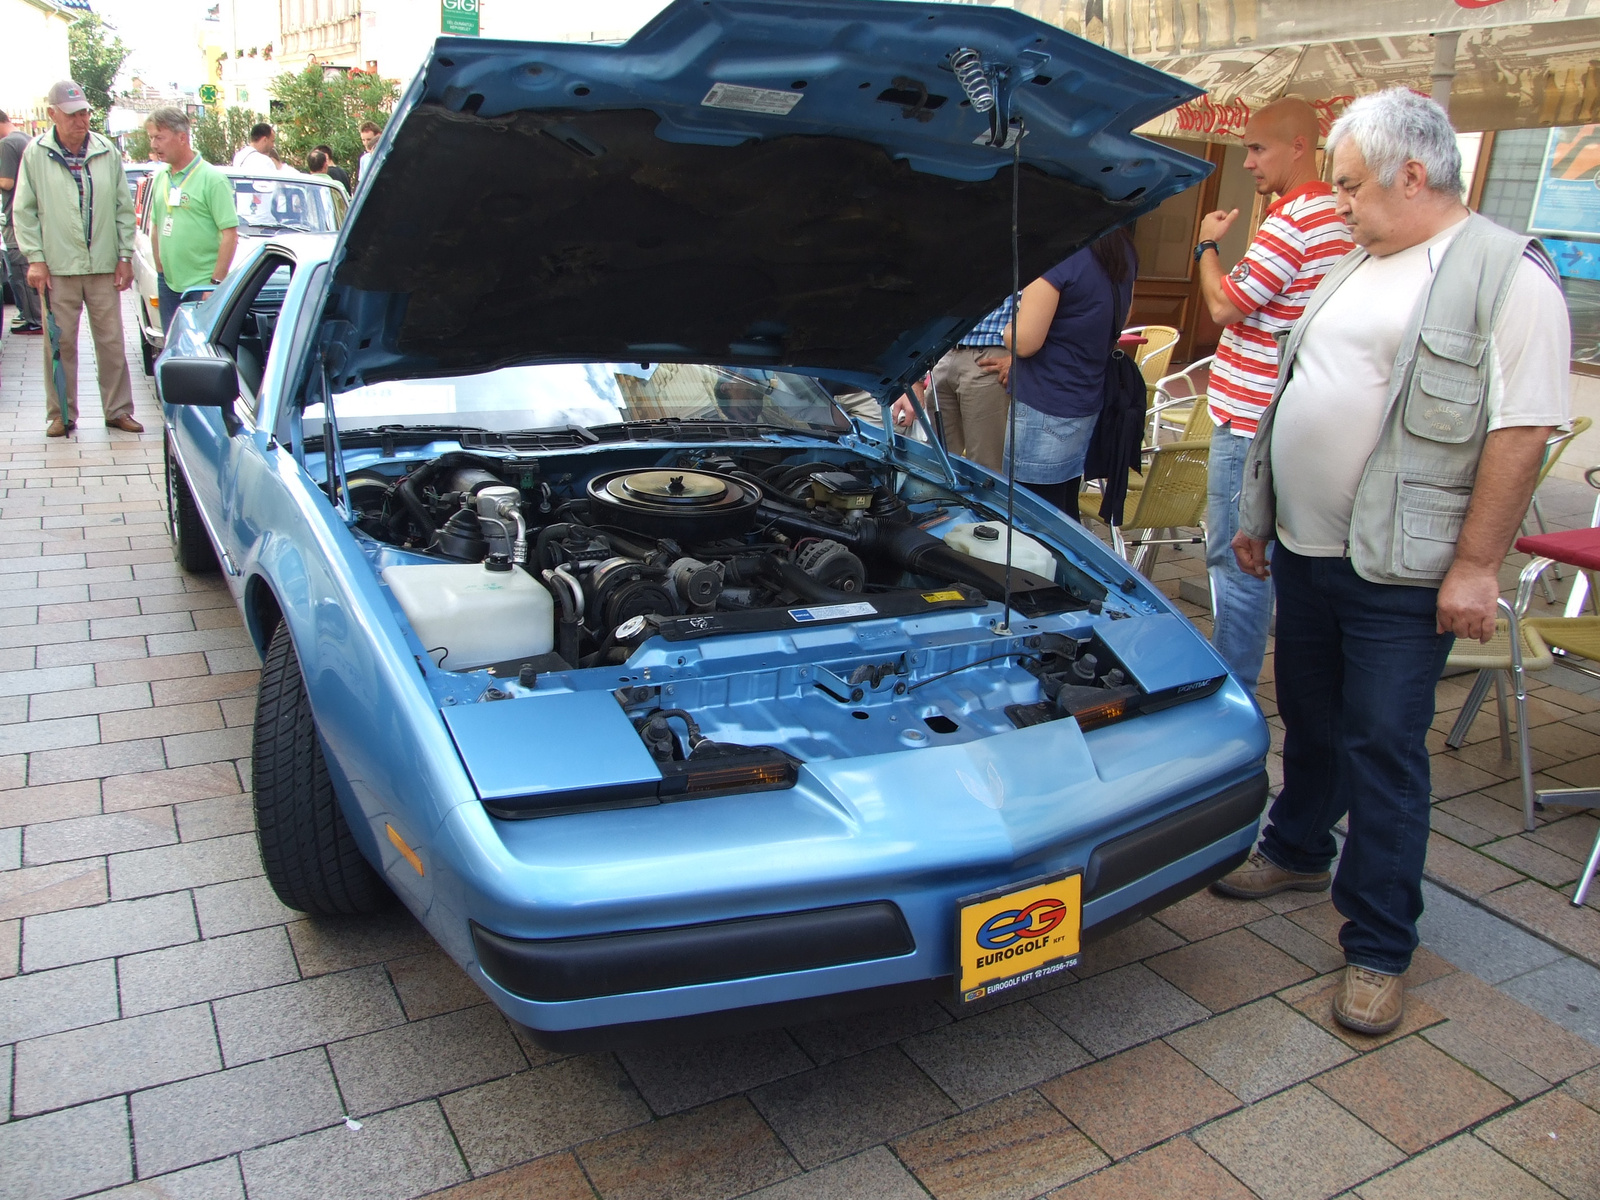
943, 522, 1055, 577
383, 562, 554, 671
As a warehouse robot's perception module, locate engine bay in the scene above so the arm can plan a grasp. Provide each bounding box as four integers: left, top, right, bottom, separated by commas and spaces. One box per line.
335, 444, 1224, 812
348, 447, 1108, 671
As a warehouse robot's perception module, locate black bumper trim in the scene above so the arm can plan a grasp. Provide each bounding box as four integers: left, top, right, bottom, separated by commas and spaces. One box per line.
473, 900, 915, 1003
1083, 771, 1269, 901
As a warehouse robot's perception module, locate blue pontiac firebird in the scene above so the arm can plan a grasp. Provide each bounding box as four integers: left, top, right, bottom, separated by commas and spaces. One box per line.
156, 0, 1269, 1047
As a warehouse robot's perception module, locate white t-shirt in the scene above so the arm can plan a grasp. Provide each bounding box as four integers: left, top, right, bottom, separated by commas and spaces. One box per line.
231, 146, 284, 174
1271, 218, 1571, 557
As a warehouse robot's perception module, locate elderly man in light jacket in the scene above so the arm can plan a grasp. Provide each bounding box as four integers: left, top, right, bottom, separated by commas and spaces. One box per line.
13, 80, 142, 435
1212, 89, 1569, 1036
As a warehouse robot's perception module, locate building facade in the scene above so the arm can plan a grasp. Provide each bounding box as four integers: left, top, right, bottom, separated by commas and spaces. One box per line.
1, 0, 74, 130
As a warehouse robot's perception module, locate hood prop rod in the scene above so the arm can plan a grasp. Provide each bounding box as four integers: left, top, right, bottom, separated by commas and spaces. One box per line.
998, 115, 1023, 637
887, 387, 962, 491
318, 354, 353, 524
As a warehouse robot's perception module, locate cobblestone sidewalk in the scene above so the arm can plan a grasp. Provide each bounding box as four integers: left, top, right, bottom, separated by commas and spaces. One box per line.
0, 305, 1597, 1200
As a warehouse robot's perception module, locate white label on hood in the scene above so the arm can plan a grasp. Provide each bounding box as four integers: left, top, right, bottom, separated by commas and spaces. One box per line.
701, 83, 803, 116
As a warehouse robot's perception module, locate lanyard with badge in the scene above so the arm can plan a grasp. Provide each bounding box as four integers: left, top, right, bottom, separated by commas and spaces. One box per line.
162, 157, 200, 238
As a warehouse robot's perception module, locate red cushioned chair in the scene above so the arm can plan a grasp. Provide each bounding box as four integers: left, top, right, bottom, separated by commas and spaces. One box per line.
1508, 523, 1600, 907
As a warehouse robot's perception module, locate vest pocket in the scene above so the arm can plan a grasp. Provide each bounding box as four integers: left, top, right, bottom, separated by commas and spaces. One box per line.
1396, 481, 1471, 576
1404, 327, 1487, 445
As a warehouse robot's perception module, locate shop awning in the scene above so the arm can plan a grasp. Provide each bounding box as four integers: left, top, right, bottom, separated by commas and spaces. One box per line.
1013, 0, 1600, 137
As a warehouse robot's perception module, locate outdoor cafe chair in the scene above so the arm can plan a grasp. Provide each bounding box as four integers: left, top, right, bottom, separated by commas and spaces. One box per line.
1504, 523, 1600, 905
1147, 355, 1214, 447
1079, 437, 1210, 575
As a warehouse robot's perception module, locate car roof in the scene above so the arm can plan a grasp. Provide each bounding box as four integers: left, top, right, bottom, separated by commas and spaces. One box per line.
221, 167, 339, 184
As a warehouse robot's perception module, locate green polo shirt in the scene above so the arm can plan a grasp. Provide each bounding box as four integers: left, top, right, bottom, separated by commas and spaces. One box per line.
151, 156, 238, 293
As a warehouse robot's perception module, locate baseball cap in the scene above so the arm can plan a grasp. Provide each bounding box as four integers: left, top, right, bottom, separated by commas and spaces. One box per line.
46, 81, 90, 114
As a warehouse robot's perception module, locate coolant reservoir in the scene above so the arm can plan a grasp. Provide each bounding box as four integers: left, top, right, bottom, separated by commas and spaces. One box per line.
943, 522, 1057, 578
381, 562, 554, 671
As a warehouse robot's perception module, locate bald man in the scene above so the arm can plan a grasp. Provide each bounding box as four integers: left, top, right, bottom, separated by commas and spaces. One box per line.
1193, 98, 1353, 688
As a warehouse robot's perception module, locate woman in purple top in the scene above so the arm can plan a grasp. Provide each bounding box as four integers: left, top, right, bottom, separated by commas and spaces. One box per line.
982, 228, 1137, 517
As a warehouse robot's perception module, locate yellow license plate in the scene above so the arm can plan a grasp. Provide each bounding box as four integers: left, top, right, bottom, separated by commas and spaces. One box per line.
955, 870, 1081, 1004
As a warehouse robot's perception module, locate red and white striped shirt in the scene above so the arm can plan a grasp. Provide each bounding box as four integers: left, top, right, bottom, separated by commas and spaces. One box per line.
1209, 181, 1353, 435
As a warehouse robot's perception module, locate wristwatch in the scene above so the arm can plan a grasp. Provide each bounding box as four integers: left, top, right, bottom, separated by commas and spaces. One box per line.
1193, 240, 1219, 263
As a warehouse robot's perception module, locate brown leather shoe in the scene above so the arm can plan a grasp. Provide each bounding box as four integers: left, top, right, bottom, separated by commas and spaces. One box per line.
1212, 850, 1332, 899
105, 415, 144, 433
45, 419, 66, 438
1333, 965, 1405, 1034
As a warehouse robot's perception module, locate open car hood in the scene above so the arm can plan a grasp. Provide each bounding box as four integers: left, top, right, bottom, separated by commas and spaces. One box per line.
327, 0, 1207, 395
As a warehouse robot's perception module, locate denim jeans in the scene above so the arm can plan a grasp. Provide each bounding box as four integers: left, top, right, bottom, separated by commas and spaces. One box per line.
1206, 423, 1274, 687
157, 274, 184, 333
1004, 403, 1097, 486
1259, 547, 1453, 975
5, 244, 41, 327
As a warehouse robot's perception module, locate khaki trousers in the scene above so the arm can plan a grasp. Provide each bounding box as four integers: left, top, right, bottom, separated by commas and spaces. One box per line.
929, 347, 1009, 473
45, 273, 135, 426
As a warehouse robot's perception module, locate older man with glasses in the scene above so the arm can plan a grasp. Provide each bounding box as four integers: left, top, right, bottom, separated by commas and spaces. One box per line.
1214, 88, 1570, 1035
12, 80, 142, 435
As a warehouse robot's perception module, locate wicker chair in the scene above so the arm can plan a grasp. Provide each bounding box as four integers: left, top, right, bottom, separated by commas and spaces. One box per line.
1147, 355, 1214, 446
1124, 325, 1180, 385
1080, 437, 1210, 574
1519, 418, 1592, 605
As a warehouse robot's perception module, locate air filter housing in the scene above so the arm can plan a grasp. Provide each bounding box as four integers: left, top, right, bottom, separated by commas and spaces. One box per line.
585, 469, 762, 541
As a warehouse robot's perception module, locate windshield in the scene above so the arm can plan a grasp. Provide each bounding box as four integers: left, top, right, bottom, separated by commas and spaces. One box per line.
305, 362, 846, 435
232, 178, 344, 234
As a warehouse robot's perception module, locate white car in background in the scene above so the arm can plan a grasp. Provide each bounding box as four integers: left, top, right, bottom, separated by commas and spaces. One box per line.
132, 168, 346, 374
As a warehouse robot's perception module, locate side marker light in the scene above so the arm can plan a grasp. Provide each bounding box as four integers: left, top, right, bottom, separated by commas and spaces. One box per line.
385, 823, 425, 875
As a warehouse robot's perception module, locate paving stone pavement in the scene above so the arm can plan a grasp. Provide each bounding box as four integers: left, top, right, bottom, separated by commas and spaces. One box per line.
0, 305, 1598, 1200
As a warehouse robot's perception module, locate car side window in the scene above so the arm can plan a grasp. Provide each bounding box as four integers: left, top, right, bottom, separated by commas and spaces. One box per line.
215, 256, 295, 424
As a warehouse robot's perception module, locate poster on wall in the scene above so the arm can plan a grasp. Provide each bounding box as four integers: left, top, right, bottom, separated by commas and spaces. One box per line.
1528, 125, 1600, 240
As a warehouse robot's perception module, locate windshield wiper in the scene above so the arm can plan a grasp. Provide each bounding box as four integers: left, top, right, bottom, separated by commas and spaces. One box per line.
588, 419, 839, 443
302, 423, 494, 453
240, 222, 323, 235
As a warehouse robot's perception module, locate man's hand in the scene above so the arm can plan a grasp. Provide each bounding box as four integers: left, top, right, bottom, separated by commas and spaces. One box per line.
114, 261, 132, 291
1436, 425, 1553, 644
1231, 531, 1271, 580
975, 355, 1010, 389
26, 262, 49, 291
1435, 563, 1501, 643
1199, 208, 1241, 244
890, 396, 915, 429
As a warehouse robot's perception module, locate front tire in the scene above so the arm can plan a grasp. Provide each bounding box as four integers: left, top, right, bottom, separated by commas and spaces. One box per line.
164, 434, 219, 574
140, 326, 156, 376
253, 621, 392, 915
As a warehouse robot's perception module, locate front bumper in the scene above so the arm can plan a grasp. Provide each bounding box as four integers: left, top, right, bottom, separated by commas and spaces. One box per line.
465, 769, 1267, 1041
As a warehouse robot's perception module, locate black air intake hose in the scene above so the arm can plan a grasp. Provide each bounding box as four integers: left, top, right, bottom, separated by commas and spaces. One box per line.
389, 452, 506, 544
864, 522, 1017, 602
758, 557, 864, 605
755, 504, 1018, 602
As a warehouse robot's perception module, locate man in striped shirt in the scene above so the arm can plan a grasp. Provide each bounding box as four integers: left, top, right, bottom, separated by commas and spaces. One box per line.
1195, 98, 1353, 687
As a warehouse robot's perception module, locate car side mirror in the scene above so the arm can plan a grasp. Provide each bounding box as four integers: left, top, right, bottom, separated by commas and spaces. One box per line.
159, 356, 238, 409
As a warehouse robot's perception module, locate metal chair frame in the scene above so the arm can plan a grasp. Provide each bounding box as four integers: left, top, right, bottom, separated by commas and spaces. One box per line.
1506, 554, 1600, 906
1146, 355, 1215, 447
1518, 419, 1592, 604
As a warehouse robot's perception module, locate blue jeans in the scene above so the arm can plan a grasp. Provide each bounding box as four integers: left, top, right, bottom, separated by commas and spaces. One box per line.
156, 274, 184, 333
1260, 547, 1453, 975
1004, 402, 1097, 485
1206, 423, 1273, 687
